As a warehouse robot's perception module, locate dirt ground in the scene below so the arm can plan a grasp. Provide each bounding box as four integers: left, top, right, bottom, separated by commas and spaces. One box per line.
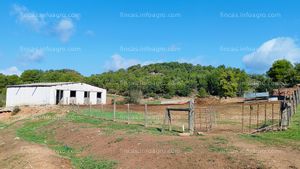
0, 104, 299, 169
0, 106, 73, 169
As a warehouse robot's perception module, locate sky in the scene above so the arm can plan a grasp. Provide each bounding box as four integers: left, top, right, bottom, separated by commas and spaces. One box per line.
1, 0, 300, 76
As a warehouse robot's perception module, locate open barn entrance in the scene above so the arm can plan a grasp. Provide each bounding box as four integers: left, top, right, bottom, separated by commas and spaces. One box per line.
56, 90, 64, 105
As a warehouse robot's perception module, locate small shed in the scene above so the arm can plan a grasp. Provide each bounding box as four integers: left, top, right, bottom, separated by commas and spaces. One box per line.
6, 82, 107, 107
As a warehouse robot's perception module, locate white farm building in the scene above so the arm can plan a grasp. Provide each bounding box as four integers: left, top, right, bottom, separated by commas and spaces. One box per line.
6, 82, 107, 107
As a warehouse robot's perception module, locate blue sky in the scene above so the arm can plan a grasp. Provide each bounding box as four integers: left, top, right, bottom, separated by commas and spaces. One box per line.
1, 0, 300, 76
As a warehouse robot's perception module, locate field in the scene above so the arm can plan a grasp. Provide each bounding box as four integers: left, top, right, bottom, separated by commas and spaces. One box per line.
0, 103, 299, 169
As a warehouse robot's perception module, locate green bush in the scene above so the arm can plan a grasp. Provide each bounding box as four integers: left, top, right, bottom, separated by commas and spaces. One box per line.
197, 88, 208, 98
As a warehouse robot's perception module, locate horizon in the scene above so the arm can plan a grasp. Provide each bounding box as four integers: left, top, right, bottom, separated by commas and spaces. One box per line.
1, 0, 300, 76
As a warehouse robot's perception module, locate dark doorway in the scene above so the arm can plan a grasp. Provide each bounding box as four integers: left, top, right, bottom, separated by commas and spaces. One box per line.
56, 90, 64, 105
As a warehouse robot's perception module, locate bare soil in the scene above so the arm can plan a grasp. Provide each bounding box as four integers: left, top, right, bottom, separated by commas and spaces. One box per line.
0, 103, 299, 169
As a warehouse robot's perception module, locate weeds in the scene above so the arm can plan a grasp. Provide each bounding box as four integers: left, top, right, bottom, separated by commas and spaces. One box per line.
240, 108, 300, 148
16, 112, 117, 169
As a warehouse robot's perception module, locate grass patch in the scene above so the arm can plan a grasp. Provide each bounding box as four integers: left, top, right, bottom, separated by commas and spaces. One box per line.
73, 156, 117, 169
67, 112, 177, 136
212, 136, 228, 144
208, 145, 228, 153
81, 109, 145, 122
17, 112, 117, 169
66, 112, 104, 125
240, 108, 300, 148
16, 113, 56, 144
141, 100, 161, 105
0, 121, 7, 129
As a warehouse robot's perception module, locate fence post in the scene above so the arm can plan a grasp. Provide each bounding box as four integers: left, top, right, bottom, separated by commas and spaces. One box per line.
293, 92, 297, 115
256, 104, 259, 129
249, 105, 252, 133
189, 99, 195, 134
264, 104, 267, 125
127, 103, 130, 124
144, 104, 148, 127
101, 103, 103, 113
89, 102, 91, 113
272, 103, 274, 130
241, 104, 244, 133
113, 100, 116, 121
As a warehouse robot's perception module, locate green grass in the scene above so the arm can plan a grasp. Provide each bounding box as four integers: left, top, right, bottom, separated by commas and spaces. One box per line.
81, 109, 145, 122
54, 145, 116, 169
16, 112, 117, 169
208, 145, 229, 153
66, 112, 105, 125
212, 136, 228, 144
0, 121, 7, 129
240, 107, 300, 148
16, 113, 56, 144
141, 100, 161, 105
66, 112, 177, 135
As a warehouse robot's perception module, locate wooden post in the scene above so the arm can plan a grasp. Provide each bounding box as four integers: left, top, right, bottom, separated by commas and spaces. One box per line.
162, 110, 168, 132
144, 104, 148, 127
272, 103, 274, 130
89, 102, 91, 113
113, 100, 116, 121
264, 104, 267, 125
257, 104, 259, 129
199, 108, 202, 131
168, 110, 172, 131
241, 104, 244, 133
249, 105, 252, 132
101, 103, 103, 113
293, 93, 296, 115
279, 102, 282, 127
127, 103, 130, 124
205, 108, 208, 131
188, 100, 194, 133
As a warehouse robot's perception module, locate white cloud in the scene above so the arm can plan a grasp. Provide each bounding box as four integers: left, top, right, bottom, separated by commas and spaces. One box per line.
55, 19, 75, 42
0, 66, 22, 76
22, 48, 44, 62
105, 54, 140, 70
11, 4, 76, 43
243, 37, 300, 73
11, 4, 45, 31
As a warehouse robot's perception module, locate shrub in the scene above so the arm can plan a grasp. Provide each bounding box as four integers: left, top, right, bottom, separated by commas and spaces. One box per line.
197, 88, 208, 98
126, 89, 143, 104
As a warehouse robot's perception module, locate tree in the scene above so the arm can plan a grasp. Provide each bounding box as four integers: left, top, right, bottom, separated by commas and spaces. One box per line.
21, 70, 43, 83
267, 59, 296, 86
219, 70, 238, 98
197, 87, 208, 98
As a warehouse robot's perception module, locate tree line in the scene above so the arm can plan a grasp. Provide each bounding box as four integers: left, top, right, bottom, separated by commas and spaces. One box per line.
1, 59, 300, 106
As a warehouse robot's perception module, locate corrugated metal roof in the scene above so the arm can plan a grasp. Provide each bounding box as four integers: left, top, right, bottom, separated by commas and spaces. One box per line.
7, 82, 77, 88
244, 92, 269, 99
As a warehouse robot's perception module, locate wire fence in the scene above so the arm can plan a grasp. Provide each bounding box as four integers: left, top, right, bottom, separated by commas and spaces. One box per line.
67, 87, 300, 134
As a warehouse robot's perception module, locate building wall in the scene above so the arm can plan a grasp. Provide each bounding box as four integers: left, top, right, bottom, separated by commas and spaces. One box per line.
6, 83, 107, 107
6, 87, 52, 107
53, 83, 106, 105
